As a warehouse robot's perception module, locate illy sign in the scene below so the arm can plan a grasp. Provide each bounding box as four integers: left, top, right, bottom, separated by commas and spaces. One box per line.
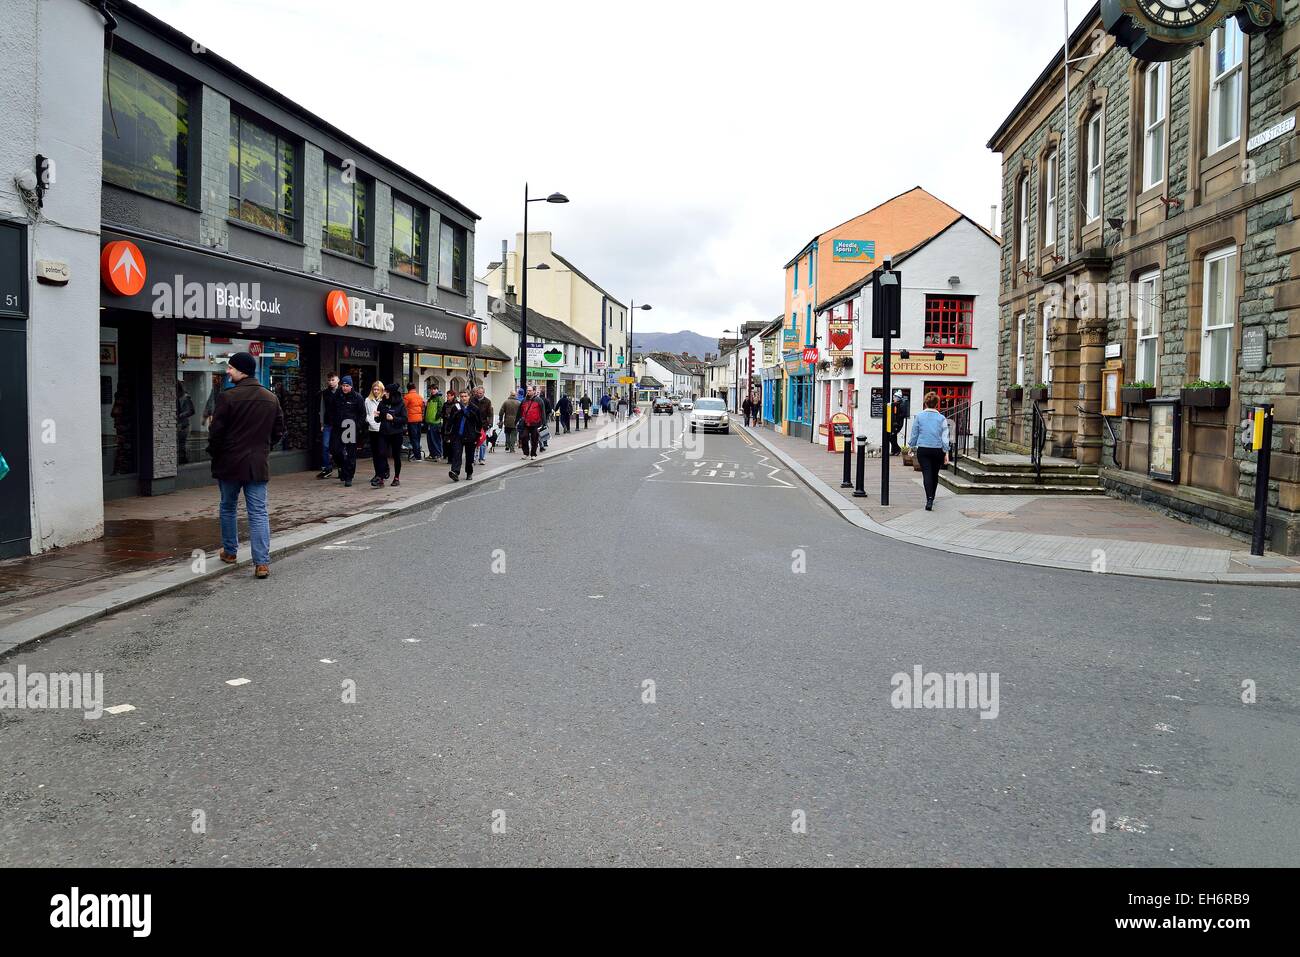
325, 289, 394, 333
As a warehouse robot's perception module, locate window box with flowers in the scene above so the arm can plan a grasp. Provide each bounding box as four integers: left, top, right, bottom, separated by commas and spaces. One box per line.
1026, 384, 1049, 402
1121, 382, 1157, 405
1006, 386, 1024, 401
1180, 380, 1231, 409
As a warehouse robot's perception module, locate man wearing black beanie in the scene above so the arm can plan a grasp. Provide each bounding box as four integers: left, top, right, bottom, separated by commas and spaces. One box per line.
206, 351, 285, 580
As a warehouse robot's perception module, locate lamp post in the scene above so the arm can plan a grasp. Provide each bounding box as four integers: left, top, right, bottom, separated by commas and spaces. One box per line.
520, 185, 569, 399
627, 301, 651, 407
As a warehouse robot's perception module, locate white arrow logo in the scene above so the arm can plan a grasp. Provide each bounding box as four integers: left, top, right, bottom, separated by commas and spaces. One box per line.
332, 295, 347, 323
112, 245, 142, 286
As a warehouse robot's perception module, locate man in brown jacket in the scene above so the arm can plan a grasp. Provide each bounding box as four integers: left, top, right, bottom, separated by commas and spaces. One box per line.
207, 351, 286, 580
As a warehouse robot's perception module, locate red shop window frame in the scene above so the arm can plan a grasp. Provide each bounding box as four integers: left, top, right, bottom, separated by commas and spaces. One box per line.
924, 295, 974, 348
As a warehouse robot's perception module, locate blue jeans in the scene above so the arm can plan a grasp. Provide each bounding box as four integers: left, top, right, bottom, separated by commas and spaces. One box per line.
219, 480, 270, 566
320, 425, 333, 471
426, 424, 443, 459
407, 423, 423, 459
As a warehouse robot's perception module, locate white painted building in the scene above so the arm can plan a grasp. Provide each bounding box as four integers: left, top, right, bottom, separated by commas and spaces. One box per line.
1, 0, 106, 556
816, 216, 1000, 451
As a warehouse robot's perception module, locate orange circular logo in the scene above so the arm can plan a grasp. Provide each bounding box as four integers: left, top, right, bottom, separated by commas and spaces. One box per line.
325, 290, 350, 328
100, 240, 147, 296
465, 322, 480, 348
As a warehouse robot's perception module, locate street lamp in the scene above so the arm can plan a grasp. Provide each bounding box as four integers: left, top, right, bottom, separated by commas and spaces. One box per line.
627, 301, 651, 407
520, 186, 568, 399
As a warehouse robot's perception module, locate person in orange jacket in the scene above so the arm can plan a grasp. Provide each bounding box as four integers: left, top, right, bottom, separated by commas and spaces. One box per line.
403, 382, 426, 461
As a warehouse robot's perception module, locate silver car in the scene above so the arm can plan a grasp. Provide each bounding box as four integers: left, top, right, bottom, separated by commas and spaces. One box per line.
688, 398, 729, 434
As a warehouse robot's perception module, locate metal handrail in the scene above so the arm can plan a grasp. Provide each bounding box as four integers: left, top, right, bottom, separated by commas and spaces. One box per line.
1076, 405, 1120, 468
980, 409, 1036, 456
939, 399, 979, 473
1030, 401, 1046, 484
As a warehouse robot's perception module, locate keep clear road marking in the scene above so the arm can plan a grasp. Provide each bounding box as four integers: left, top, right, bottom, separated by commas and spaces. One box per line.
645, 436, 795, 489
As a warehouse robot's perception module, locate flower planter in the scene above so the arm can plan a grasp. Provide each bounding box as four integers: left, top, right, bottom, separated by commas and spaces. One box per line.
1181, 386, 1231, 410
1121, 387, 1157, 405
1005, 387, 1024, 401
1026, 387, 1049, 402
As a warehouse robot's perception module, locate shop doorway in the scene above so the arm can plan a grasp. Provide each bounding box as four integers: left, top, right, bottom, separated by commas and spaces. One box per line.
0, 320, 31, 558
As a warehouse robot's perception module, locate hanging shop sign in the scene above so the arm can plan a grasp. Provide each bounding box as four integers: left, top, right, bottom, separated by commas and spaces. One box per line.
100, 240, 148, 297
863, 351, 968, 377
828, 323, 854, 354
802, 347, 819, 365
465, 322, 480, 348
1101, 1, 1276, 62
542, 347, 565, 366
832, 239, 876, 264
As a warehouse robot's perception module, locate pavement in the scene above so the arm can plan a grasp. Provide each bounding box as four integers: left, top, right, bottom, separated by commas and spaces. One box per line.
1, 411, 1297, 866
741, 422, 1300, 586
0, 412, 637, 654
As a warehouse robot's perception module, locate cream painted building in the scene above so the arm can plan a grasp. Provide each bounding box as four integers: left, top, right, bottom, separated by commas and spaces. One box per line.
481, 232, 629, 386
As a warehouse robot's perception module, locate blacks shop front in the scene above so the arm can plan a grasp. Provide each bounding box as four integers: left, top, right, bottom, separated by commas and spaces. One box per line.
99, 230, 482, 498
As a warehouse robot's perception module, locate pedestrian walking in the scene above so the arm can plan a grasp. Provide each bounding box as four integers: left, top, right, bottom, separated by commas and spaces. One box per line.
331, 375, 366, 487
580, 393, 591, 427
472, 386, 493, 465
318, 372, 341, 478
176, 381, 196, 465
364, 381, 387, 485
373, 384, 406, 488
447, 389, 482, 481
908, 391, 950, 512
518, 387, 546, 459
206, 351, 285, 580
404, 382, 425, 461
424, 385, 444, 461
617, 393, 629, 419
600, 393, 611, 416
500, 389, 521, 453
741, 394, 753, 427
558, 393, 573, 434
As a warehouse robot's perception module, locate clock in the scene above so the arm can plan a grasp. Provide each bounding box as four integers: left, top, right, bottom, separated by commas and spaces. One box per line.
1137, 0, 1220, 28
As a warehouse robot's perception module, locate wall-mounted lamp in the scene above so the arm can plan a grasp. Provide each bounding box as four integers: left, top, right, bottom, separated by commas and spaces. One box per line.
948, 276, 961, 286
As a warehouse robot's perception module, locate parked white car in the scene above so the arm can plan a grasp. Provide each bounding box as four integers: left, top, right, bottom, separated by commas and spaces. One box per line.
688, 398, 728, 434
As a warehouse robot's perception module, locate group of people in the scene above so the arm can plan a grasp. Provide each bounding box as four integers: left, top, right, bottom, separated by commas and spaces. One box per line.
740, 392, 762, 427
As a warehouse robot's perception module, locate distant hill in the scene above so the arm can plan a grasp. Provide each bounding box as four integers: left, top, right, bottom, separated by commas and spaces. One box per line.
632, 330, 718, 359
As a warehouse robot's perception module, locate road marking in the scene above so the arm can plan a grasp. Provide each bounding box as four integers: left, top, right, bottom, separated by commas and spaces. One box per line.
322, 545, 371, 551
225, 678, 251, 687
403, 639, 421, 644
588, 595, 604, 599
104, 704, 136, 715
319, 659, 337, 664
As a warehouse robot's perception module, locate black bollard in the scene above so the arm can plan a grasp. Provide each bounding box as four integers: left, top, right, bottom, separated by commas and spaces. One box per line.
853, 436, 867, 498
840, 434, 853, 488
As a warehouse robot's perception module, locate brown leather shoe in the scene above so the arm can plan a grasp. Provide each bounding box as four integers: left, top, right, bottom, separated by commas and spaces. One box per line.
254, 564, 270, 580
219, 550, 237, 565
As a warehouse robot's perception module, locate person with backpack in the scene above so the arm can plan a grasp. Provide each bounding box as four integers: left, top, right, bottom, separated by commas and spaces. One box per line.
424, 385, 444, 461
403, 382, 425, 461
518, 386, 546, 459
472, 386, 493, 465
499, 389, 521, 453
374, 384, 407, 488
447, 389, 482, 481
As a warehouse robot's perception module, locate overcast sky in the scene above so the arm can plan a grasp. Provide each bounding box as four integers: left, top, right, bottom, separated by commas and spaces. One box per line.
141, 0, 1094, 338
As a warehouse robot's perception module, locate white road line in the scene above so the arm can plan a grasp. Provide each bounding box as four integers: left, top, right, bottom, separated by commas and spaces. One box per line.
225, 678, 251, 687
104, 704, 136, 715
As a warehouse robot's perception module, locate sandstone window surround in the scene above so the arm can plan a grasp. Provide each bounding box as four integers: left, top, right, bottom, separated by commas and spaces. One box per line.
1200, 245, 1238, 384
1016, 312, 1028, 386
1074, 86, 1109, 252
1134, 269, 1161, 388
1041, 300, 1054, 384
1086, 113, 1104, 222
1037, 132, 1063, 263
1188, 22, 1249, 205
1142, 62, 1169, 192
1209, 19, 1245, 155
1017, 172, 1031, 263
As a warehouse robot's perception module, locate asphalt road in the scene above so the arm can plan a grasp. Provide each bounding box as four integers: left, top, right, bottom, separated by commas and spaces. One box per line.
2, 412, 1297, 866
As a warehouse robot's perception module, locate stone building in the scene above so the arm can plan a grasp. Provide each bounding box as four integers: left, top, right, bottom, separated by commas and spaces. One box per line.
988, 0, 1300, 553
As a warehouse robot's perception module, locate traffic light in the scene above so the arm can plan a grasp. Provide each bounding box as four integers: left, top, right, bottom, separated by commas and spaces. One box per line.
871, 266, 901, 339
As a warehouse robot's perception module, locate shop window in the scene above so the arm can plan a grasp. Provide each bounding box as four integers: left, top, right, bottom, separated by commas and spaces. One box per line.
1209, 19, 1244, 153
324, 160, 369, 260
228, 114, 296, 237
439, 220, 467, 293
1142, 62, 1168, 190
102, 50, 190, 204
1201, 247, 1237, 383
1042, 150, 1057, 246
1086, 112, 1103, 222
100, 328, 140, 478
176, 334, 308, 466
1015, 313, 1027, 386
391, 195, 426, 278
927, 382, 972, 432
1135, 270, 1161, 386
925, 296, 974, 348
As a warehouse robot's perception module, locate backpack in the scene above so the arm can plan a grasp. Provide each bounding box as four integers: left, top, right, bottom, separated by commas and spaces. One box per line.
521, 399, 543, 427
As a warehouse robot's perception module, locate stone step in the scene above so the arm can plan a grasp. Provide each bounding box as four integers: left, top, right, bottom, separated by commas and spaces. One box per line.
938, 471, 1106, 496
952, 463, 1103, 487
960, 455, 1099, 476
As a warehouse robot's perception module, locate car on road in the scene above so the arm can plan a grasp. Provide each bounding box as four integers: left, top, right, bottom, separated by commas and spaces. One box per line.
680, 400, 694, 412
653, 397, 674, 414
688, 397, 729, 434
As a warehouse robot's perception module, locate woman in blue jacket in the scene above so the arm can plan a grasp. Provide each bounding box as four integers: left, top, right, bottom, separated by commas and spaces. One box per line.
908, 391, 950, 512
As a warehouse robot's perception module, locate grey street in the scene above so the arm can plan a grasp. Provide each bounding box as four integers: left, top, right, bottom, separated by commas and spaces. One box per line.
2, 415, 1297, 867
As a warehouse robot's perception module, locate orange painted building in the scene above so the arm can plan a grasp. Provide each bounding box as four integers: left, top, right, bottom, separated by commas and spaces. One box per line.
778, 187, 969, 438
